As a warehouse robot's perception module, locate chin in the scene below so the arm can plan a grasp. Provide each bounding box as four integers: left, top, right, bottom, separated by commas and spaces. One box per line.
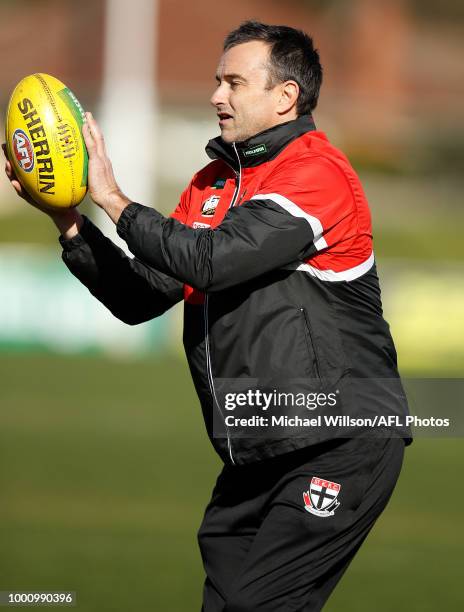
220, 132, 235, 144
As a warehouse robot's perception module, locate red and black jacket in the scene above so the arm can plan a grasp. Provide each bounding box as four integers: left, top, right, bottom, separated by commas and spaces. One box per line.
60, 115, 411, 465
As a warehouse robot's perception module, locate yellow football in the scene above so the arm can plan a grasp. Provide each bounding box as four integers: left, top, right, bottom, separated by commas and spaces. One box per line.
5, 73, 88, 210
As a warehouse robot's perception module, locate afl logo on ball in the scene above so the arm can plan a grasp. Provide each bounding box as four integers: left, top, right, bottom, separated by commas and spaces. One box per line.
12, 129, 34, 172
201, 195, 220, 216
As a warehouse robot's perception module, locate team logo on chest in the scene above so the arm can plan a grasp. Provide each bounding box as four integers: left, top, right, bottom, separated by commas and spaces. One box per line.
201, 194, 220, 216
303, 477, 341, 517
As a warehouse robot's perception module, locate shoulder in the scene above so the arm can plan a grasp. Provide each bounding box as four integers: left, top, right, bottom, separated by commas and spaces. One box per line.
260, 153, 349, 197
259, 132, 363, 200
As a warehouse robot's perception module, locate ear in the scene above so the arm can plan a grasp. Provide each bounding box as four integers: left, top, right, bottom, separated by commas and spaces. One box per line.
276, 80, 299, 116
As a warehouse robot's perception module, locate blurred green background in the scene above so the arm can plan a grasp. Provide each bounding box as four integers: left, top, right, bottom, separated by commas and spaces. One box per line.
1, 0, 463, 610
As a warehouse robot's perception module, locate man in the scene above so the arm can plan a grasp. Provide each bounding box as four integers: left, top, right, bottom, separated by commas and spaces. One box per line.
4, 21, 411, 612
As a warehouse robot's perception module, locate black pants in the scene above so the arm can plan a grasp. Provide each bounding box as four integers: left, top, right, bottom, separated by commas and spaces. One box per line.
198, 436, 405, 611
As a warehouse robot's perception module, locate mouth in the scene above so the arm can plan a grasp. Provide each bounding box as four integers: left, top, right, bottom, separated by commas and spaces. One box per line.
217, 112, 233, 127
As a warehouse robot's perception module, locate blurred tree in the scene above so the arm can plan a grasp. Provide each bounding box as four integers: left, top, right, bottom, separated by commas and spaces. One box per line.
285, 0, 464, 22
408, 0, 464, 22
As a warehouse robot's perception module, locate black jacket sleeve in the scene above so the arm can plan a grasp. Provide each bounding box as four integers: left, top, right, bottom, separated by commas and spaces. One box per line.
116, 200, 315, 292
60, 215, 184, 325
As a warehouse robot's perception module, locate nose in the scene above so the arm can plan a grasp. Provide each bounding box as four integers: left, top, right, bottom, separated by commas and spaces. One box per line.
210, 82, 227, 108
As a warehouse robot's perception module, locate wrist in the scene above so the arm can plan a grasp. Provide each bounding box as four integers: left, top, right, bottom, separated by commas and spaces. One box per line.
99, 190, 131, 224
50, 208, 84, 240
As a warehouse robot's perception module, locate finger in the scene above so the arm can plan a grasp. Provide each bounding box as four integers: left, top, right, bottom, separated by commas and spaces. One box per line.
11, 178, 34, 205
4, 155, 18, 181
82, 120, 97, 155
11, 179, 28, 200
88, 113, 106, 156
85, 111, 106, 156
11, 179, 22, 194
5, 159, 14, 179
2, 144, 16, 179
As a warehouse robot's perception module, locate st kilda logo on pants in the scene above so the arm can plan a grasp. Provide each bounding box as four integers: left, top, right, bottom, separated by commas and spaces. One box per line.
303, 477, 341, 517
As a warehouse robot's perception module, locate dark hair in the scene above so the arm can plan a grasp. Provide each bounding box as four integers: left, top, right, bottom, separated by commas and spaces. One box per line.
223, 20, 323, 115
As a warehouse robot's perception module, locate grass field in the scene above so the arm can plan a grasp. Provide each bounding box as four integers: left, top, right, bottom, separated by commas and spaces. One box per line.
1, 353, 463, 611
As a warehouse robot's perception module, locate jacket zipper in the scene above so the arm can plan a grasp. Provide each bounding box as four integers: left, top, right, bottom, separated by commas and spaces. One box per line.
204, 294, 234, 463
203, 143, 242, 465
300, 307, 322, 380
230, 143, 242, 210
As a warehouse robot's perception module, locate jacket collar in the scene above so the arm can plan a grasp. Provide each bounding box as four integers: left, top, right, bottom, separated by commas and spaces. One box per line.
205, 114, 316, 171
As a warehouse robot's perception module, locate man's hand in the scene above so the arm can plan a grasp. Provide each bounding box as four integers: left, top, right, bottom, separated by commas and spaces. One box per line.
2, 142, 83, 239
82, 112, 131, 223
2, 142, 36, 208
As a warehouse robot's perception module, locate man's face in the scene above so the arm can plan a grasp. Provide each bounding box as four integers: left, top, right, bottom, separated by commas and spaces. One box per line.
211, 41, 284, 144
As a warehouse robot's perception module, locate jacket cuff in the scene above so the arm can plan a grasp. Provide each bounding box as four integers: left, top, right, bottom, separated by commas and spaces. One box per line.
116, 202, 144, 240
